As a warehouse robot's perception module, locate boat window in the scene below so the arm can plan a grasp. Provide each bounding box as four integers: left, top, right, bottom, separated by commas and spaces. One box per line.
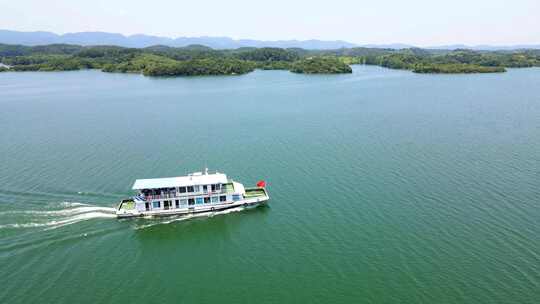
196, 197, 204, 204
211, 196, 218, 203
187, 186, 194, 192
233, 195, 241, 201
179, 187, 186, 193
188, 198, 195, 205
194, 185, 200, 192
220, 195, 227, 202
211, 184, 221, 191
204, 197, 210, 204
180, 199, 188, 206
152, 201, 160, 208
175, 200, 179, 208
203, 185, 208, 192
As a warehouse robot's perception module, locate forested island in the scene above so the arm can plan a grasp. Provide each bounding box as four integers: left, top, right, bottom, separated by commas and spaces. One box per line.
0, 43, 539, 76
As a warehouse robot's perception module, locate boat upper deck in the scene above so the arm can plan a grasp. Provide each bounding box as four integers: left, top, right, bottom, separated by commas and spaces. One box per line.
132, 172, 227, 190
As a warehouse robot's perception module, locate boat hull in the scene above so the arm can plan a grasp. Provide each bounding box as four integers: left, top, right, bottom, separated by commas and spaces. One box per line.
116, 195, 269, 219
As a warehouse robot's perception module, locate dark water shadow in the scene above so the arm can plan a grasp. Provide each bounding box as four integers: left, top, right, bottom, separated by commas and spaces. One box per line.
131, 205, 271, 242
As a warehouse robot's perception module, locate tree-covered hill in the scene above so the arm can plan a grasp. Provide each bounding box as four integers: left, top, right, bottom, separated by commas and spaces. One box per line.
290, 57, 352, 74
1, 43, 539, 76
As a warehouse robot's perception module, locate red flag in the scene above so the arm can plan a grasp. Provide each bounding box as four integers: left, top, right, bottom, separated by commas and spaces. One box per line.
256, 180, 266, 188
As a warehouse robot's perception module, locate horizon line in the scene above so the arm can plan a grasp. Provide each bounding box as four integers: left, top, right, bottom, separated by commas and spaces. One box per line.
1, 29, 539, 48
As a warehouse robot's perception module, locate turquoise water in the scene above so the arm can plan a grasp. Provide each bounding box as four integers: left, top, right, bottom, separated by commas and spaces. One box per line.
1, 66, 539, 303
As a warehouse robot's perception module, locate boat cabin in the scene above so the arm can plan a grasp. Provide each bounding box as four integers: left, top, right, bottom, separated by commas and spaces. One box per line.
131, 171, 245, 212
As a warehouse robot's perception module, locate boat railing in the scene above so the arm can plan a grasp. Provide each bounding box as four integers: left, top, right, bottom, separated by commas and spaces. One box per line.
143, 189, 228, 200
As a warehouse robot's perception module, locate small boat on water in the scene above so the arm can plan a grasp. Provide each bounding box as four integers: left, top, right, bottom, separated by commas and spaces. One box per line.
116, 169, 269, 218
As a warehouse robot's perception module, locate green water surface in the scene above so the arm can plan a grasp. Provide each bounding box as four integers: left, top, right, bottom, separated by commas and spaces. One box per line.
1, 66, 539, 303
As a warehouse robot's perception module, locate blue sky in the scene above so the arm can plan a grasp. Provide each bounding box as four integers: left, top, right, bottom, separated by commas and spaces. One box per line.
1, 0, 539, 46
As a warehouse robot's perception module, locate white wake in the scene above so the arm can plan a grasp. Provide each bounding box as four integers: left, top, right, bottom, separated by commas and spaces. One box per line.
0, 202, 117, 230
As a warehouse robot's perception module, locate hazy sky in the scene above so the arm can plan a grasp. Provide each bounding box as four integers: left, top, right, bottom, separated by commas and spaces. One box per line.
1, 0, 539, 46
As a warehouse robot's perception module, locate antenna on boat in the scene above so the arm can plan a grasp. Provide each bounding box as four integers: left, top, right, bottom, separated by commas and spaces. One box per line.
205, 166, 208, 175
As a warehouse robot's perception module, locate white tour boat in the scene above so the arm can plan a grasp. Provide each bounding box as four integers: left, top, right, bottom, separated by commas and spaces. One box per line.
116, 169, 269, 218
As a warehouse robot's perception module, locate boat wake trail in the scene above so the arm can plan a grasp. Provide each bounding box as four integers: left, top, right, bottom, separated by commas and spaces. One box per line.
0, 202, 117, 230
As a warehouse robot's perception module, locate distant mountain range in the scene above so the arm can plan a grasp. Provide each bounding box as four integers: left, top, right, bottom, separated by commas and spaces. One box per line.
0, 30, 356, 49
426, 44, 540, 51
0, 30, 539, 50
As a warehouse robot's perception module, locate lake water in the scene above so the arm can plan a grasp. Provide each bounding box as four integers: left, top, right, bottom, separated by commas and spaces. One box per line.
1, 66, 539, 303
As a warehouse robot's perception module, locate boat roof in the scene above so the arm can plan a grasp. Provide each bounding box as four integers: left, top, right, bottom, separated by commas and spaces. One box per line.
132, 172, 228, 190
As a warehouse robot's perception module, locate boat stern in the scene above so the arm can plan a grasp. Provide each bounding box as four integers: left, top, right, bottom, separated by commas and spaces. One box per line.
116, 198, 141, 218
